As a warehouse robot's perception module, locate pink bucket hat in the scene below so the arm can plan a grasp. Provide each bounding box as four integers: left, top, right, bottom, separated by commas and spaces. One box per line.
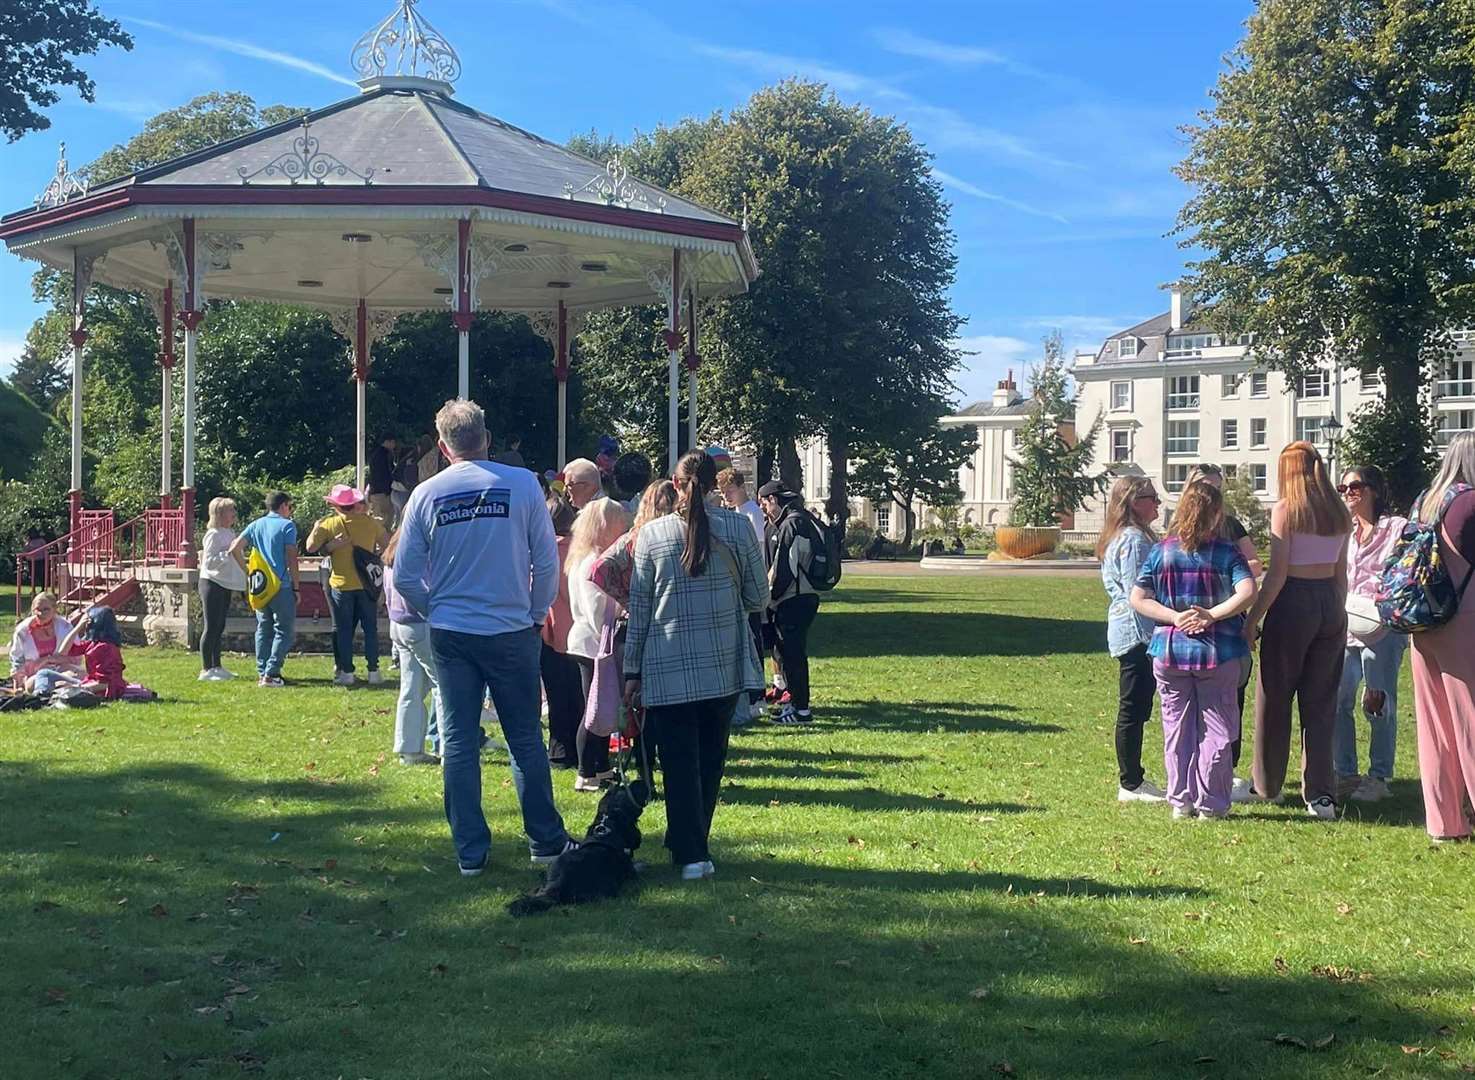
326, 484, 366, 508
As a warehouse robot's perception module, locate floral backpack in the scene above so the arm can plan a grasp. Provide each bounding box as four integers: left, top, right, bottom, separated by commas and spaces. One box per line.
1375, 483, 1475, 633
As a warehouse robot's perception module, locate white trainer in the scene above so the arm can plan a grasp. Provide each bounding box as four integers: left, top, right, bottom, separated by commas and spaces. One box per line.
680, 862, 708, 881
367, 670, 384, 686
1306, 796, 1338, 820
1118, 780, 1168, 803
1171, 806, 1195, 820
1229, 776, 1254, 803
333, 671, 355, 687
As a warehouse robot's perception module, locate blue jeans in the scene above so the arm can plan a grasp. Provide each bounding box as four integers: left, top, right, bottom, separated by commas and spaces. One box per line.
1333, 634, 1407, 781
254, 587, 296, 678
430, 625, 569, 867
329, 587, 380, 674
390, 620, 440, 754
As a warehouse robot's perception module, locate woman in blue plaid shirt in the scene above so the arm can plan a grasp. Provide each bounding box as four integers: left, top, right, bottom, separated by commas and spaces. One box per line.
623, 451, 768, 880
1131, 481, 1258, 820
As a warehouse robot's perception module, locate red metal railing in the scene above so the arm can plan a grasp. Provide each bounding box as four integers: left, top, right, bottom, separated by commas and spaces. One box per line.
14, 506, 188, 619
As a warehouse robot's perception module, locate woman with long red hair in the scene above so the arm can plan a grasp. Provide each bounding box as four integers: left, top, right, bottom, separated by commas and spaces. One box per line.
1243, 441, 1352, 819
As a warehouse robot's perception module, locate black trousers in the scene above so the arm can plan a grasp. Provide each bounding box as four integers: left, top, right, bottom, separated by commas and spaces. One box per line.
773, 594, 820, 711
198, 579, 233, 670
573, 655, 610, 778
650, 693, 737, 865
539, 643, 583, 767
1115, 643, 1156, 789
1231, 656, 1252, 769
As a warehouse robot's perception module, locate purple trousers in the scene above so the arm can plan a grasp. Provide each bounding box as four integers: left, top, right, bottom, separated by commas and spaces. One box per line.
1153, 659, 1244, 815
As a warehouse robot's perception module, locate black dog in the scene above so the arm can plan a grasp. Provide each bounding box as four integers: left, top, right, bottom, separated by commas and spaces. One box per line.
506, 780, 649, 916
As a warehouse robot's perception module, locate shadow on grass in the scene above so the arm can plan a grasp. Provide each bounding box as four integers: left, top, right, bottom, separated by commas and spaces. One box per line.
821, 699, 1065, 736
814, 610, 1104, 657
721, 784, 1036, 816
0, 760, 1467, 1079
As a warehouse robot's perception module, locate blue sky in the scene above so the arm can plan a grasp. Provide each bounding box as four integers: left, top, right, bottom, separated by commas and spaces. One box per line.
0, 0, 1253, 404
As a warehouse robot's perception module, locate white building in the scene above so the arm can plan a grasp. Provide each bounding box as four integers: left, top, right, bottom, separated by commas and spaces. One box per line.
1071, 285, 1475, 531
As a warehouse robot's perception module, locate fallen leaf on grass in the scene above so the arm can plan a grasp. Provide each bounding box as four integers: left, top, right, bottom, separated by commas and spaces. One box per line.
1335, 902, 1353, 916
1273, 956, 1289, 974
1129, 936, 1148, 945
969, 987, 991, 1000
149, 903, 169, 918
1402, 1046, 1428, 1055
144, 853, 158, 863
304, 761, 316, 771
992, 1062, 1015, 1076
832, 958, 855, 970
846, 836, 864, 848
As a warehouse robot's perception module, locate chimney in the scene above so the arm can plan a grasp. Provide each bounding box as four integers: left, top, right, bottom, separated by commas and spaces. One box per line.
993, 367, 1021, 408
1168, 282, 1191, 331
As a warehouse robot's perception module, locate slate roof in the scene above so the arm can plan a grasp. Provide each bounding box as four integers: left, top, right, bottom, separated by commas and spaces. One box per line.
949, 399, 1032, 419
19, 85, 735, 228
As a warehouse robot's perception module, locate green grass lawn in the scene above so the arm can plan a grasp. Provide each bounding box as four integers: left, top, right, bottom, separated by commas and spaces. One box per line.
2, 575, 1472, 1079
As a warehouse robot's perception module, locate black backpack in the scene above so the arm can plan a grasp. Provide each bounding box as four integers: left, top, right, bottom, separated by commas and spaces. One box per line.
794, 509, 843, 592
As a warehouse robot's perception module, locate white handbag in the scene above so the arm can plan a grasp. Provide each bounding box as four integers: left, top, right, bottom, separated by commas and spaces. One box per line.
1344, 593, 1386, 645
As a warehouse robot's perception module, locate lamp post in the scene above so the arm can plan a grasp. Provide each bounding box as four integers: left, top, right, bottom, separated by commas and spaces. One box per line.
1321, 413, 1344, 479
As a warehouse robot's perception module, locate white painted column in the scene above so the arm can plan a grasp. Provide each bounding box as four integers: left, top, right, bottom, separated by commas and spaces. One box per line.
455, 218, 472, 400
158, 281, 174, 504
686, 283, 699, 453
556, 301, 569, 468
69, 254, 85, 497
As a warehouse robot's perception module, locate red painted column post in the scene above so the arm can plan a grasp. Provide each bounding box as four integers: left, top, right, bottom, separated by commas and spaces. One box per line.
68, 249, 89, 541
555, 300, 569, 467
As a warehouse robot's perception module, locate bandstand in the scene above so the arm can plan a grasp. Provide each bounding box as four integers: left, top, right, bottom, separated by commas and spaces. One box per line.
2, 0, 757, 643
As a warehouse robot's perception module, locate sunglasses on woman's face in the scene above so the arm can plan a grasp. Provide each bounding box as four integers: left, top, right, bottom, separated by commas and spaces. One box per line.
1336, 482, 1367, 495
1135, 492, 1162, 503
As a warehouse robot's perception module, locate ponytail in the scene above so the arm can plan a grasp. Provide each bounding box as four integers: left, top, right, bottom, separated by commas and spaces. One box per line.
674, 450, 716, 576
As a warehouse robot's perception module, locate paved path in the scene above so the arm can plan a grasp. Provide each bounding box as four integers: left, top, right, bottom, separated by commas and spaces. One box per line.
842, 559, 1101, 578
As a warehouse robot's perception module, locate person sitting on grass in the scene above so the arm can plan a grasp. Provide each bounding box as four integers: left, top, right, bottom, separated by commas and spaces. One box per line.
26, 605, 129, 700
9, 591, 80, 686
1130, 481, 1257, 821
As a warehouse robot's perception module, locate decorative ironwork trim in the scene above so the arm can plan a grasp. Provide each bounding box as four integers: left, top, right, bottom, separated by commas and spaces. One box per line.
37, 143, 88, 209
351, 0, 461, 84
238, 120, 375, 186
565, 159, 667, 214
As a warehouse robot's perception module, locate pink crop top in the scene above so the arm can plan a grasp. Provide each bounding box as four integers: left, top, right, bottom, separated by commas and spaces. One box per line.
1287, 531, 1345, 564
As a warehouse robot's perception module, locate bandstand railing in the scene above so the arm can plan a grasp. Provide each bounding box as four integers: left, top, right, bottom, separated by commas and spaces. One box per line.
13, 506, 188, 619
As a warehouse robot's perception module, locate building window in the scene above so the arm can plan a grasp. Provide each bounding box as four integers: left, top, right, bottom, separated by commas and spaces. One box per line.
1437, 409, 1475, 446
1251, 464, 1268, 493
1360, 369, 1380, 392
1297, 370, 1329, 398
1118, 337, 1138, 359
1164, 464, 1191, 493
1221, 373, 1241, 398
1222, 464, 1238, 480
1296, 416, 1324, 445
1166, 420, 1200, 455
1110, 381, 1131, 411
1110, 428, 1132, 463
1165, 333, 1219, 358
1250, 417, 1268, 448
1166, 375, 1200, 410
874, 504, 890, 534
1441, 358, 1475, 398
1250, 372, 1269, 398
1010, 428, 1022, 448
1221, 418, 1239, 450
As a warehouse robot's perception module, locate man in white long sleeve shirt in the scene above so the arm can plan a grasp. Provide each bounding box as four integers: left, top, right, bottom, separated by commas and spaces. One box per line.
395, 399, 573, 876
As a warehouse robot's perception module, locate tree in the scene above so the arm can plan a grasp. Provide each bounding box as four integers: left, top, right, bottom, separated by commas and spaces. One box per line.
1176, 0, 1475, 507
850, 422, 976, 549
1335, 396, 1442, 512
1008, 332, 1106, 527
1221, 471, 1270, 551
0, 0, 131, 142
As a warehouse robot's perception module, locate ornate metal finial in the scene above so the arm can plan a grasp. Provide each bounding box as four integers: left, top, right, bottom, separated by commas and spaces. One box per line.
238, 117, 375, 186
351, 0, 461, 85
37, 142, 88, 208
563, 158, 667, 214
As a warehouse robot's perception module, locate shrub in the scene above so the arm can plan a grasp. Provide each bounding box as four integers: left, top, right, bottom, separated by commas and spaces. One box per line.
844, 520, 875, 557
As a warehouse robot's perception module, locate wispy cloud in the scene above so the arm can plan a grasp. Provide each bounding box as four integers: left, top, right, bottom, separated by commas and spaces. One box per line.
125, 17, 358, 88
951, 333, 1037, 405
931, 168, 1068, 224
91, 97, 167, 122
870, 27, 1064, 86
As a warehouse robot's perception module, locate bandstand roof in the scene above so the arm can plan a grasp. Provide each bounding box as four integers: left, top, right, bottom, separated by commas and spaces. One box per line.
0, 3, 756, 316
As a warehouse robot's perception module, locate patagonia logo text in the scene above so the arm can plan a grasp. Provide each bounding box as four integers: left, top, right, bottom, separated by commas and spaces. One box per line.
434, 488, 511, 526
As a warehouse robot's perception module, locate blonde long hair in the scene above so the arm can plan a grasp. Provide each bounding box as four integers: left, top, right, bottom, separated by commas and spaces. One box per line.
1170, 481, 1224, 553
1421, 431, 1475, 522
1096, 474, 1159, 559
1277, 441, 1351, 536
633, 479, 678, 536
567, 497, 630, 571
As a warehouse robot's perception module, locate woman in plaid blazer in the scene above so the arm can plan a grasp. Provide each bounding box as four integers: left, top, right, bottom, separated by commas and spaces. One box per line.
624, 450, 768, 879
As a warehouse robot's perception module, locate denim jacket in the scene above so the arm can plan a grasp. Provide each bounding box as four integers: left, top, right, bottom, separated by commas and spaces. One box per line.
1101, 527, 1155, 658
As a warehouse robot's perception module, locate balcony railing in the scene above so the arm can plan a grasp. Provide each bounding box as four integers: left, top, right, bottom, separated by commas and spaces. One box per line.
1437, 379, 1475, 399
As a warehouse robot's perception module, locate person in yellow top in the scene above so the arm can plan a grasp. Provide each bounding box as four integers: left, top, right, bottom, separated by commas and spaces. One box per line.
308, 485, 389, 686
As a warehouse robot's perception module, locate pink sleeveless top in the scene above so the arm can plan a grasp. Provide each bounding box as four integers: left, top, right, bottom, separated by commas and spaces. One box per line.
1287, 531, 1345, 563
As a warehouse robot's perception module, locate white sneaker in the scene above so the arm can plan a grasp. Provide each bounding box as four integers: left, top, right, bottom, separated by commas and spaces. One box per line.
680, 862, 708, 881
1118, 780, 1168, 803
702, 860, 716, 878
367, 670, 384, 686
1350, 777, 1390, 802
531, 839, 579, 866
399, 751, 440, 766
1171, 806, 1195, 820
1198, 808, 1230, 820
1229, 776, 1254, 803
197, 669, 214, 681
1306, 796, 1337, 820
333, 671, 355, 687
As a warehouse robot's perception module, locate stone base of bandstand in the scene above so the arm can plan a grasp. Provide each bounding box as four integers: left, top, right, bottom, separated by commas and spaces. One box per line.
120, 565, 387, 653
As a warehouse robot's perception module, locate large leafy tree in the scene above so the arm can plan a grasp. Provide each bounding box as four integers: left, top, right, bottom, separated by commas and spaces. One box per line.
850, 419, 976, 549
0, 0, 131, 142
1176, 0, 1475, 506
1008, 332, 1106, 528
